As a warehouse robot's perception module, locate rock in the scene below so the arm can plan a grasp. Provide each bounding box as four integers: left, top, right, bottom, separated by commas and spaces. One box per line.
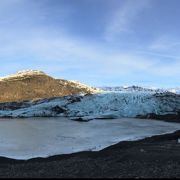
51, 106, 66, 114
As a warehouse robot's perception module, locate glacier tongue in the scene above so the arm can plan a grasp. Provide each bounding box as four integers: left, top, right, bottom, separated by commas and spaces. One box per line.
0, 91, 179, 121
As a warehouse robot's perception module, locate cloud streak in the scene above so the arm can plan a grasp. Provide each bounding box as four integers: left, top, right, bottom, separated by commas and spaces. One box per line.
0, 0, 179, 87
104, 0, 150, 41
148, 36, 180, 52
1, 27, 179, 77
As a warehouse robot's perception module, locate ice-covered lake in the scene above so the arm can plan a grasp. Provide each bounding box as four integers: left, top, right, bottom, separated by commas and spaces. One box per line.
0, 117, 180, 160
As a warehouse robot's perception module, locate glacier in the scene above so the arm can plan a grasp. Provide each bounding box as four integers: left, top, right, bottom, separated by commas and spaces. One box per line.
0, 91, 179, 121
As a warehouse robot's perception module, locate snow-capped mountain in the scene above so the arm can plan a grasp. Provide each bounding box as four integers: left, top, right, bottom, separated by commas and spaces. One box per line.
0, 70, 101, 102
98, 86, 163, 92
0, 70, 179, 122
98, 86, 180, 94
168, 88, 180, 94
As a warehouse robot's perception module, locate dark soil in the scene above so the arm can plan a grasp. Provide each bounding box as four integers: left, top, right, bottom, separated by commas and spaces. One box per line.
1, 131, 180, 178
136, 112, 180, 123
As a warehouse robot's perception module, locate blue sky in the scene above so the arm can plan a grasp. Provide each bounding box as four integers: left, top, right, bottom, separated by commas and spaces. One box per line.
0, 0, 180, 87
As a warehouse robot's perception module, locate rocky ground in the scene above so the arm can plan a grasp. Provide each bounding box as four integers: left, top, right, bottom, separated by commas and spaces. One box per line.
0, 130, 180, 178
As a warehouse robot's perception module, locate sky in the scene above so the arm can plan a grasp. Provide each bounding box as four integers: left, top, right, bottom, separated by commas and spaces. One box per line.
0, 0, 180, 88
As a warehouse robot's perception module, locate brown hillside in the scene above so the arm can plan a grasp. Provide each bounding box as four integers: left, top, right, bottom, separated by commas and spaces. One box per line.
0, 70, 100, 102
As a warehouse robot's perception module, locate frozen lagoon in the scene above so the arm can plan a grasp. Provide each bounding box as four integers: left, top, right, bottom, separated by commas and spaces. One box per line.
0, 117, 180, 160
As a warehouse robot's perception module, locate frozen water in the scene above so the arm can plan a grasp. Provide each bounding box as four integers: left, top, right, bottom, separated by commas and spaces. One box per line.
0, 117, 180, 160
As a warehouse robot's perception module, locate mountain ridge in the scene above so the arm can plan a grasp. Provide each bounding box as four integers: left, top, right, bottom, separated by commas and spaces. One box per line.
98, 86, 180, 94
0, 70, 101, 102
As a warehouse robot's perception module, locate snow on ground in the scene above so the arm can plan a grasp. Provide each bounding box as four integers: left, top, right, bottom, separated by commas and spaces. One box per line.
0, 117, 180, 160
0, 70, 45, 81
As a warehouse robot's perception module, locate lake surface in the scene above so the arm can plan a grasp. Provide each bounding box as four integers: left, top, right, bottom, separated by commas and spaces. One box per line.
0, 117, 180, 160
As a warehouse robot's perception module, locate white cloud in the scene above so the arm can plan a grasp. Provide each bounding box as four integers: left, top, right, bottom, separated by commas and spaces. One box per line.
149, 36, 180, 51
104, 0, 150, 41
0, 26, 179, 79
136, 50, 180, 60
0, 0, 179, 86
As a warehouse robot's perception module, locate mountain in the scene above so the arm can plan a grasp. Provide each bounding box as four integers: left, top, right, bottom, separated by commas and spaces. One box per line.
0, 70, 100, 102
168, 88, 180, 94
98, 86, 180, 94
98, 86, 163, 92
0, 71, 179, 122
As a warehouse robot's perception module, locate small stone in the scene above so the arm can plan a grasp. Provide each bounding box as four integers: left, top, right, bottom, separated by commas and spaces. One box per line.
140, 149, 145, 152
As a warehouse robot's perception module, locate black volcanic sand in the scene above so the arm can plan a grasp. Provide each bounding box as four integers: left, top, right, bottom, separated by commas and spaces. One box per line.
1, 131, 180, 178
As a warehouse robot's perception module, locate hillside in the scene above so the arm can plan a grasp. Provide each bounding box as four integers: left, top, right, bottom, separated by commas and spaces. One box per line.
0, 70, 100, 102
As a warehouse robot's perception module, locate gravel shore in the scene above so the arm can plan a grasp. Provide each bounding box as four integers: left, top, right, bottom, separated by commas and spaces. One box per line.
0, 130, 180, 178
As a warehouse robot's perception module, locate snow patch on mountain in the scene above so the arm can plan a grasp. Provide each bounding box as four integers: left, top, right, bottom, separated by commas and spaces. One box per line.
99, 86, 180, 94
0, 70, 45, 81
168, 88, 180, 94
